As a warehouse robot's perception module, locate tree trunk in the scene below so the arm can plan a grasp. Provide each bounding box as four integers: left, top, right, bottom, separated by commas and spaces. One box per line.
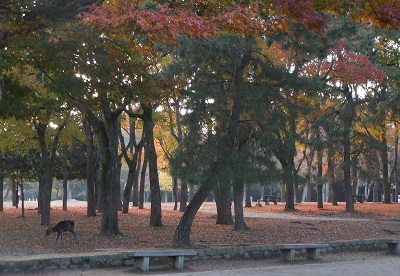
132, 148, 142, 207
20, 180, 25, 218
62, 145, 68, 211
395, 135, 399, 202
142, 103, 163, 227
245, 182, 251, 207
36, 176, 41, 212
0, 158, 4, 211
173, 185, 212, 247
173, 50, 250, 247
327, 142, 337, 205
233, 180, 247, 231
343, 121, 354, 211
306, 150, 314, 202
122, 137, 143, 213
96, 144, 102, 212
373, 159, 380, 202
172, 177, 178, 211
85, 120, 96, 217
283, 162, 295, 210
214, 181, 233, 225
381, 126, 391, 203
36, 120, 54, 226
342, 86, 355, 212
116, 158, 123, 211
351, 157, 358, 195
96, 114, 120, 235
139, 147, 148, 209
316, 149, 323, 209
179, 180, 188, 212
122, 162, 136, 213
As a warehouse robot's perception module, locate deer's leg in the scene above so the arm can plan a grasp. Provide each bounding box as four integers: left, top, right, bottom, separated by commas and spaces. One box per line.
55, 232, 61, 243
72, 231, 77, 243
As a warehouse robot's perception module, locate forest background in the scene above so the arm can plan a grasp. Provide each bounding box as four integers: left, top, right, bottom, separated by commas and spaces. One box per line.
1, 0, 400, 248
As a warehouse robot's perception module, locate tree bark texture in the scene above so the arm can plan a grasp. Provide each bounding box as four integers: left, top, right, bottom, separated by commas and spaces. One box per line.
37, 121, 53, 225
139, 148, 148, 209
173, 185, 212, 247
233, 180, 248, 231
306, 150, 314, 202
316, 149, 323, 209
142, 103, 163, 227
172, 177, 178, 211
342, 86, 355, 212
0, 159, 3, 211
84, 120, 96, 217
381, 126, 391, 203
62, 145, 68, 211
132, 148, 142, 207
327, 142, 337, 205
121, 140, 143, 213
214, 181, 233, 225
96, 144, 102, 212
97, 115, 120, 235
245, 182, 251, 208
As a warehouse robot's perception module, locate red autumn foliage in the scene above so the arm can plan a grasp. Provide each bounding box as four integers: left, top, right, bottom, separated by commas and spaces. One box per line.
0, 202, 399, 257
302, 40, 386, 86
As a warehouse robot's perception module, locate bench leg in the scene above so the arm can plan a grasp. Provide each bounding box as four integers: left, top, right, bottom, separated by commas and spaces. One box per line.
306, 248, 320, 260
171, 256, 185, 269
388, 243, 400, 254
134, 257, 150, 272
273, 200, 278, 205
280, 249, 295, 261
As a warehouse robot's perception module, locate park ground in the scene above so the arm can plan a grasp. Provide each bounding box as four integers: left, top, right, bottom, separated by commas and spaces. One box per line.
0, 200, 400, 258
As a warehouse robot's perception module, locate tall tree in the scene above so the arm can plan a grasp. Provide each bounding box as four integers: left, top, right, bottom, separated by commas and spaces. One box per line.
120, 117, 144, 213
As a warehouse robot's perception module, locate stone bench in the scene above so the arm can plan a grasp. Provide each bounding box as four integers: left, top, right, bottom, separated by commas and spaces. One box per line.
352, 194, 367, 203
382, 239, 400, 254
276, 243, 329, 261
263, 195, 280, 205
126, 249, 197, 272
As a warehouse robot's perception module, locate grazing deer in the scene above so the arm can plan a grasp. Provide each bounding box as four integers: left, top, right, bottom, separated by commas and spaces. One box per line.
45, 220, 77, 244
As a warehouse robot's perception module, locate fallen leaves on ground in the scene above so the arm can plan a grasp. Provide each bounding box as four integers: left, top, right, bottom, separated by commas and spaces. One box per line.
0, 201, 399, 257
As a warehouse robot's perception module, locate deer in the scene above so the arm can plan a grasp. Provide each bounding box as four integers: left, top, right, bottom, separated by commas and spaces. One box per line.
45, 220, 77, 244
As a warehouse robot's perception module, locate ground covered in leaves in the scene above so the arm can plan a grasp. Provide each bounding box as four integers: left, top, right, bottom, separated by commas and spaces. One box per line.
0, 201, 400, 257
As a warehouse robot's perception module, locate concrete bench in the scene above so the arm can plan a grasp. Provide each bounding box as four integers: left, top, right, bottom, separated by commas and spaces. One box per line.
352, 194, 367, 203
126, 249, 197, 272
382, 239, 400, 254
276, 243, 329, 261
263, 195, 280, 205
